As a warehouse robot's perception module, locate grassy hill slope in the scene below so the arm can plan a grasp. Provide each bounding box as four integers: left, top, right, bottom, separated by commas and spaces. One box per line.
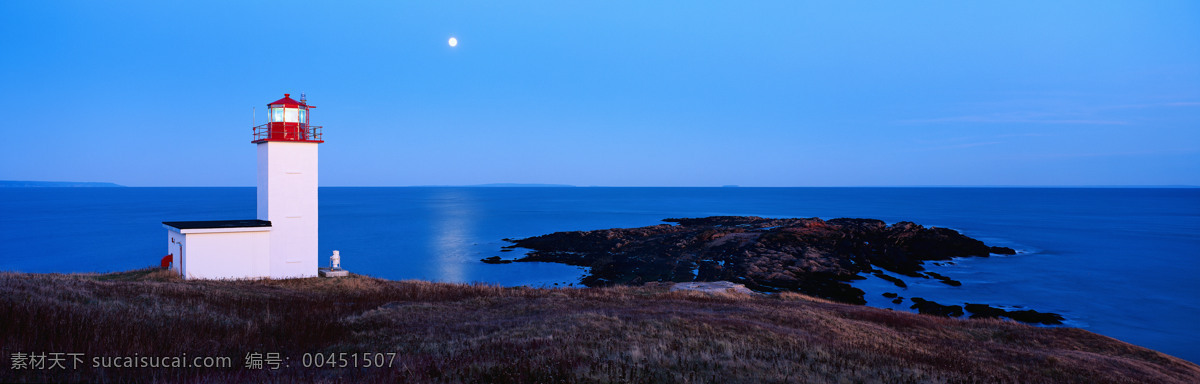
2, 269, 1197, 383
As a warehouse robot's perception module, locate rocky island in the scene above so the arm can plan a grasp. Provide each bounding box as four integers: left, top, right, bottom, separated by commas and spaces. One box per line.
498, 216, 1063, 324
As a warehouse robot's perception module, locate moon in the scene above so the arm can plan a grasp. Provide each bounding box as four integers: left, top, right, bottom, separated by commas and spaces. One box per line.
448, 37, 458, 47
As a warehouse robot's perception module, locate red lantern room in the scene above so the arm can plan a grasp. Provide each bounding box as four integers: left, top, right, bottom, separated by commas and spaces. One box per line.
252, 93, 323, 143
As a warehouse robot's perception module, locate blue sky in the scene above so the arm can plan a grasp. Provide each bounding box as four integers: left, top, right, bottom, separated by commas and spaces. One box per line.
1, 1, 1197, 186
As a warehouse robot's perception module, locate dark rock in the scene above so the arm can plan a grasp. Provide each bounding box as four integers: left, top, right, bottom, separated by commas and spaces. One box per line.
965, 303, 1065, 325
909, 297, 964, 317
891, 298, 904, 304
481, 256, 513, 264
924, 271, 962, 286
882, 292, 899, 298
874, 272, 908, 288
505, 216, 1012, 305
965, 303, 1008, 319
989, 246, 1017, 255
1004, 309, 1065, 325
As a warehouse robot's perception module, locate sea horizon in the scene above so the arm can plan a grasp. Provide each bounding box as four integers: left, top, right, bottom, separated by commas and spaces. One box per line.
4, 182, 1198, 189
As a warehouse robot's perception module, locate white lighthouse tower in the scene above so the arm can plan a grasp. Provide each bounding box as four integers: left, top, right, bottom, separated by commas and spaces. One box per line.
254, 94, 322, 278
162, 93, 324, 279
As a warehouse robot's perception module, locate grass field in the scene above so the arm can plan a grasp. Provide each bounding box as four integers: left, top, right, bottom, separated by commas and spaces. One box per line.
2, 268, 1197, 383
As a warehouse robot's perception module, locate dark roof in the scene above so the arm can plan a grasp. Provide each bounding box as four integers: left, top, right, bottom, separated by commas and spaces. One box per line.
268, 94, 305, 107
162, 220, 272, 229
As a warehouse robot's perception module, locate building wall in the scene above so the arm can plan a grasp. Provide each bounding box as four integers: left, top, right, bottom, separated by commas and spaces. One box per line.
181, 231, 271, 279
257, 141, 319, 278
168, 231, 186, 276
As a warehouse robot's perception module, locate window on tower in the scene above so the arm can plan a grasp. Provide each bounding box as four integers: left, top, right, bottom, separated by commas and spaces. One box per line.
284, 108, 299, 123
270, 108, 283, 123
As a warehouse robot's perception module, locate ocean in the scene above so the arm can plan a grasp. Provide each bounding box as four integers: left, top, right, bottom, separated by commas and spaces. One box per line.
1, 187, 1197, 363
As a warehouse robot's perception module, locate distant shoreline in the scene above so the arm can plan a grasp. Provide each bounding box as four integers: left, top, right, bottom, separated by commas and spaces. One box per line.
9, 184, 1193, 189
0, 180, 123, 188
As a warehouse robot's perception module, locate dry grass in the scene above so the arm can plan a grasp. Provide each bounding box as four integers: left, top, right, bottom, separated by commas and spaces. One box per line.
2, 268, 1198, 383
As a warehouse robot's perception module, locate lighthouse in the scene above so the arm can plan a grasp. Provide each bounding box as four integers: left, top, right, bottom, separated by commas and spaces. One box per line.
254, 94, 322, 278
161, 93, 324, 279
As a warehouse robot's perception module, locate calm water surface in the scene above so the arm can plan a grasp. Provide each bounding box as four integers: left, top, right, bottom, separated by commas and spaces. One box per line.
1, 187, 1197, 362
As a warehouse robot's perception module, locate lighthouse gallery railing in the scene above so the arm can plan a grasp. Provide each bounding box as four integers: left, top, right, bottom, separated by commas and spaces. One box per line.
252, 123, 323, 142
